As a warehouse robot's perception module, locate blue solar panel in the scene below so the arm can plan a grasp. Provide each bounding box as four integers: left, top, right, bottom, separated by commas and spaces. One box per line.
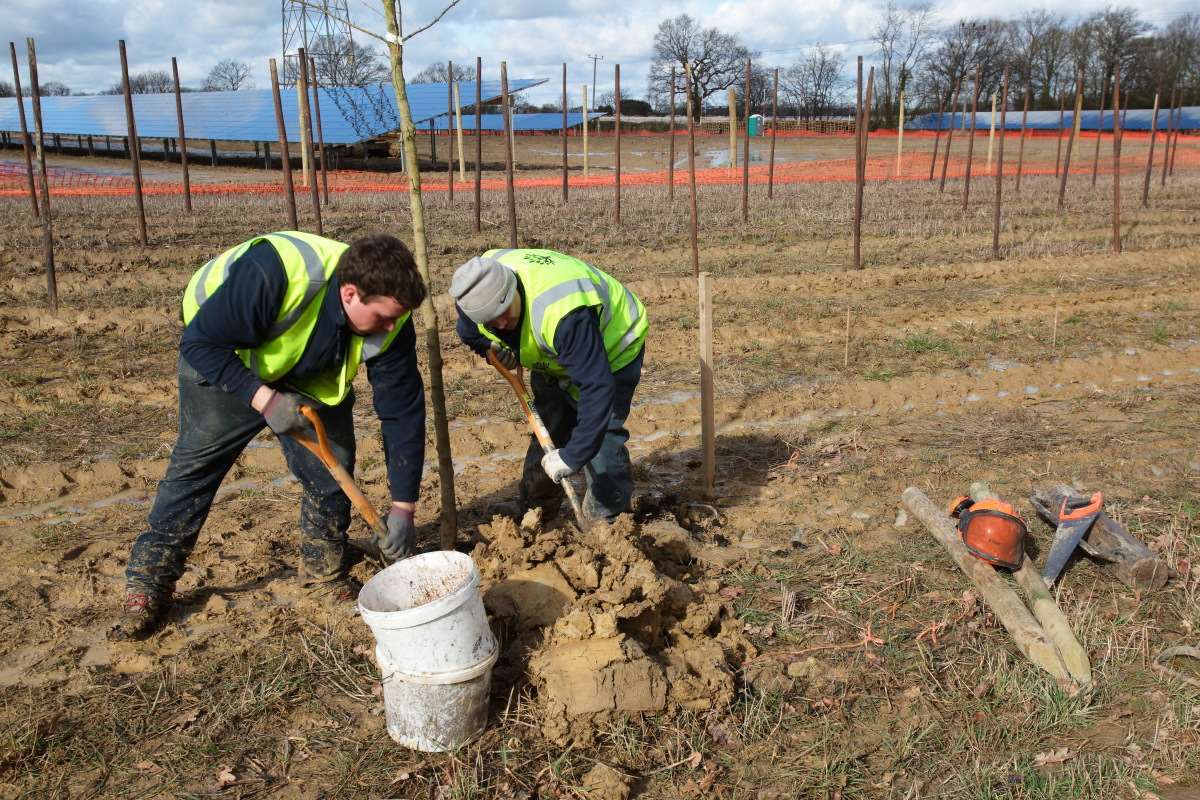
0, 80, 544, 145
907, 107, 1198, 132
417, 112, 603, 132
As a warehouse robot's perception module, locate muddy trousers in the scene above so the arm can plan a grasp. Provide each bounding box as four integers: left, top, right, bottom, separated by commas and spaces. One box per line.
519, 349, 643, 522
125, 357, 356, 597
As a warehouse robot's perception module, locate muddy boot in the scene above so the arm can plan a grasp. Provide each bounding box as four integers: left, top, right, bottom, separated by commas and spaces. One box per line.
109, 591, 172, 641
302, 574, 363, 612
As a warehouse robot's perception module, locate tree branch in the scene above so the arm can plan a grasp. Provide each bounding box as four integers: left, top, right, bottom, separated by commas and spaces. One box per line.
403, 0, 464, 41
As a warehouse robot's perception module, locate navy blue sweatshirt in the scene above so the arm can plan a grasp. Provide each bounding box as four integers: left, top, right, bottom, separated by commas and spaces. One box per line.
455, 283, 615, 471
180, 241, 425, 503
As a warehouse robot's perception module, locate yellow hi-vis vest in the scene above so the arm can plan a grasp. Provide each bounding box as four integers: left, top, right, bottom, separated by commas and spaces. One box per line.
476, 248, 647, 382
181, 231, 410, 406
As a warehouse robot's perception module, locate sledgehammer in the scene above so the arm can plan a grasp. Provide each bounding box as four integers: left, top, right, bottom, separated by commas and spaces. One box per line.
486, 351, 591, 532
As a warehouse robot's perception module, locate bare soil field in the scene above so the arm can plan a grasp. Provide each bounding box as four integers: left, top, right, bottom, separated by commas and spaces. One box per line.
0, 137, 1198, 798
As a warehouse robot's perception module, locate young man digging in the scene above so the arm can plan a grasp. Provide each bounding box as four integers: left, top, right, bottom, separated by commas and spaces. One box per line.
450, 248, 647, 523
114, 232, 427, 640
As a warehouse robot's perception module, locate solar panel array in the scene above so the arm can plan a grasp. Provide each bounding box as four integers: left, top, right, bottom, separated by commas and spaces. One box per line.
907, 107, 1199, 132
0, 79, 544, 145
417, 112, 603, 132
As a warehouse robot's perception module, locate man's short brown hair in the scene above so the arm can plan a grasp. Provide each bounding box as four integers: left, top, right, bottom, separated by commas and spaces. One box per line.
336, 234, 428, 309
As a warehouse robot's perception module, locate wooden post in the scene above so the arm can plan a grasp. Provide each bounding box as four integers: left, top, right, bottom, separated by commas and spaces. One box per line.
1168, 91, 1183, 176
1016, 86, 1030, 194
768, 67, 778, 198
268, 58, 298, 231
582, 84, 589, 179
309, 56, 329, 206
1055, 91, 1065, 177
741, 58, 750, 222
614, 63, 621, 225
992, 70, 1008, 260
380, 0, 458, 550
210, 139, 217, 167
296, 67, 312, 188
447, 60, 455, 204
962, 65, 980, 211
118, 40, 148, 246
1057, 69, 1083, 214
454, 81, 465, 183
928, 95, 944, 182
501, 61, 517, 248
699, 271, 715, 499
854, 57, 864, 269
297, 49, 323, 235
939, 77, 961, 193
9, 42, 39, 218
986, 91, 996, 172
507, 100, 515, 169
474, 57, 481, 234
1160, 86, 1176, 188
171, 56, 192, 212
25, 38, 56, 311
685, 62, 700, 279
263, 140, 271, 170
1140, 88, 1161, 208
560, 63, 568, 202
1091, 74, 1108, 189
668, 67, 676, 202
727, 86, 737, 173
895, 90, 905, 177
1112, 67, 1122, 254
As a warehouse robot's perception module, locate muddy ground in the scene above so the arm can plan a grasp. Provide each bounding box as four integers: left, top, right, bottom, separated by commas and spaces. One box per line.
0, 137, 1198, 798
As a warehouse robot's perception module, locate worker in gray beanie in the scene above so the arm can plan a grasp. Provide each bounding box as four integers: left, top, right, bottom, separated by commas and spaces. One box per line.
449, 249, 648, 523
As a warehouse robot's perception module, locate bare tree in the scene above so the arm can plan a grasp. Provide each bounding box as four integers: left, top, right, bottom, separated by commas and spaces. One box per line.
646, 14, 756, 120
919, 19, 1008, 110
782, 44, 845, 119
872, 1, 934, 126
311, 34, 390, 87
0, 80, 13, 97
104, 70, 173, 95
1160, 13, 1200, 88
411, 62, 475, 83
1089, 6, 1152, 83
1005, 11, 1066, 108
202, 59, 254, 91
38, 81, 73, 96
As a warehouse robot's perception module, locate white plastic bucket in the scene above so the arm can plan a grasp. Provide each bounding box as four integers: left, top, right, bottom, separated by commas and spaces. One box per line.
358, 551, 497, 677
376, 643, 496, 752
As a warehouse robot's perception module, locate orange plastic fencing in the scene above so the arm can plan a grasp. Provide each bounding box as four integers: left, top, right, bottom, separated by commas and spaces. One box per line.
2, 133, 1196, 199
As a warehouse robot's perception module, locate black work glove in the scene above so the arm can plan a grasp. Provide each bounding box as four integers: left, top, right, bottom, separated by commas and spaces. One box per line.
382, 506, 415, 561
262, 390, 313, 436
488, 341, 519, 370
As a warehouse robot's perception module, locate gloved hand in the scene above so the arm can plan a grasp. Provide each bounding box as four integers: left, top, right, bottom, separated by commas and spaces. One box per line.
381, 506, 415, 560
540, 449, 576, 482
488, 341, 519, 370
262, 390, 313, 436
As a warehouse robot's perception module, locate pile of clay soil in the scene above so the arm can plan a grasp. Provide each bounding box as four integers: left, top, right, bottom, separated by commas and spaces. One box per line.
471, 512, 756, 745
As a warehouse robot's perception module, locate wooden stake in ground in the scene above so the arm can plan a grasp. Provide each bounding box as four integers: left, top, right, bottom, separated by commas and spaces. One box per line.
727, 86, 737, 173
1057, 69, 1083, 214
685, 61, 700, 279
296, 65, 312, 189
474, 57, 481, 234
268, 58, 299, 231
1055, 92, 1065, 178
582, 84, 589, 180
741, 58, 750, 222
309, 57, 330, 206
1161, 87, 1177, 187
768, 67, 778, 198
381, 0, 457, 550
928, 94, 943, 182
1168, 90, 1183, 176
453, 81, 465, 184
447, 60, 455, 204
992, 70, 1008, 260
614, 63, 621, 225
9, 42, 39, 219
1091, 74, 1108, 189
170, 57, 193, 212
297, 49, 323, 235
895, 90, 905, 178
699, 271, 715, 499
119, 40, 148, 246
668, 67, 676, 202
854, 57, 864, 269
25, 38, 56, 311
962, 65, 980, 212
986, 91, 996, 172
1112, 67, 1122, 254
561, 62, 568, 203
939, 76, 961, 193
1016, 86, 1029, 194
501, 61, 517, 247
1141, 88, 1161, 208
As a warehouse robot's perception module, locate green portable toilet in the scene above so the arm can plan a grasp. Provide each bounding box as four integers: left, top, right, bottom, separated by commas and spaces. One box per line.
748, 114, 764, 136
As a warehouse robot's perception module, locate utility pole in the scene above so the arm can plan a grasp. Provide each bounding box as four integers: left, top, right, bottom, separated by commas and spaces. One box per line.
586, 53, 604, 107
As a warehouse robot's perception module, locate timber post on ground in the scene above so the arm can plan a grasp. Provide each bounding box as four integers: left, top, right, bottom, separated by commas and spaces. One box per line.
853, 57, 864, 269
1141, 88, 1161, 208
685, 61, 700, 279
9, 41, 40, 219
561, 63, 568, 203
668, 68, 676, 201
896, 90, 905, 178
170, 57, 192, 212
1161, 86, 1177, 187
1057, 68, 1083, 214
453, 81, 465, 184
582, 84, 589, 180
699, 272, 715, 499
1055, 92, 1066, 177
268, 58, 298, 231
447, 60, 455, 204
992, 69, 1008, 261
295, 63, 311, 188
741, 58, 750, 222
928, 95, 943, 182
986, 91, 995, 172
1092, 74, 1108, 189
1016, 87, 1029, 194
25, 37, 56, 312
501, 61, 517, 248
474, 56, 481, 234
962, 65, 980, 212
309, 56, 329, 206
614, 63, 621, 225
727, 87, 737, 174
118, 40, 148, 246
768, 67, 778, 198
297, 49, 322, 235
939, 76, 961, 193
1112, 67, 1122, 254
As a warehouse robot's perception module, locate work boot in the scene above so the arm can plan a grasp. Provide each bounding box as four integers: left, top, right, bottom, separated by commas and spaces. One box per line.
109, 591, 172, 641
303, 575, 362, 611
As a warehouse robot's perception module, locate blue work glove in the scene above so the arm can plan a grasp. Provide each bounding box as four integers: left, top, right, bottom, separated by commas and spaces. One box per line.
540, 449, 576, 482
382, 506, 415, 560
262, 390, 313, 436
488, 341, 519, 370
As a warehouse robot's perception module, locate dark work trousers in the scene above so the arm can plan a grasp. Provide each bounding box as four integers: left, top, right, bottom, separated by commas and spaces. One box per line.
125, 357, 355, 596
519, 349, 643, 522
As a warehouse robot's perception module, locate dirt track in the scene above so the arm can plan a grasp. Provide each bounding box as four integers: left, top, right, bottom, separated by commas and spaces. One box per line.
0, 146, 1198, 797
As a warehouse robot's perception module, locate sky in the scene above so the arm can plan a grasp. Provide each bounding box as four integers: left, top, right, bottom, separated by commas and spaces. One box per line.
2, 0, 1195, 105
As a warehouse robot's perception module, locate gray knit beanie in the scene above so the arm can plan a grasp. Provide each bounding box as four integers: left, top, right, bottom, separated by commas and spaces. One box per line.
449, 256, 517, 323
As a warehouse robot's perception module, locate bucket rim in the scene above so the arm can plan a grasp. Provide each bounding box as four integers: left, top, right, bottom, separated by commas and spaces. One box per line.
358, 551, 480, 628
